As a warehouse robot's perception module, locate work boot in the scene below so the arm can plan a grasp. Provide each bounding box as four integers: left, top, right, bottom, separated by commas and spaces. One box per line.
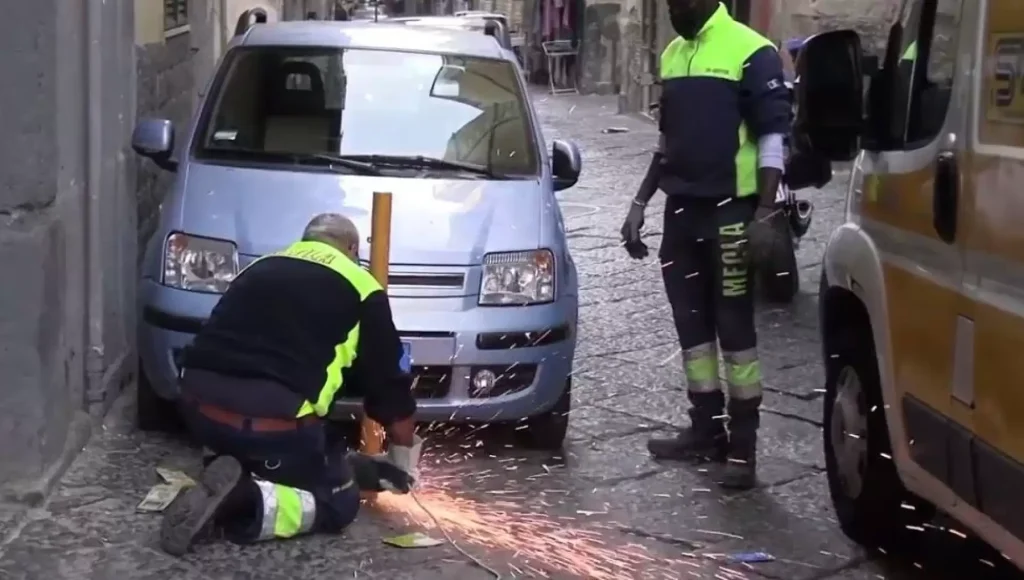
160, 455, 244, 556
647, 391, 728, 462
719, 397, 761, 490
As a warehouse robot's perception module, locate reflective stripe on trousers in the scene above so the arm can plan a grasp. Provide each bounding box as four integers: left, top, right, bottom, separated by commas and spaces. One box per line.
254, 479, 318, 541
723, 348, 761, 400
684, 342, 719, 393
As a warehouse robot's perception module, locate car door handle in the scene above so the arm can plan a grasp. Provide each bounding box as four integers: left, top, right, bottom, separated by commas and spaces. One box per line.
933, 150, 959, 244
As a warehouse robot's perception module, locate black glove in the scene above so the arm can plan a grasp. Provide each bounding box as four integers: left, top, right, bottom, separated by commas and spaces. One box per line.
624, 239, 649, 259
346, 451, 416, 494
620, 202, 644, 243
621, 202, 649, 259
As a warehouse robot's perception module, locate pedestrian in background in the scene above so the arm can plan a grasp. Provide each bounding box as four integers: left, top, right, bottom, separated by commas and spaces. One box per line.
620, 0, 791, 490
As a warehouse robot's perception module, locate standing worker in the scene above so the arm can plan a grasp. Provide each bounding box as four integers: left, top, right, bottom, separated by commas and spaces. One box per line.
160, 213, 422, 555
620, 0, 790, 489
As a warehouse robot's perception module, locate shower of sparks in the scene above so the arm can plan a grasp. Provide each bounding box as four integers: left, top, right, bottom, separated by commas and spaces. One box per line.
370, 442, 738, 580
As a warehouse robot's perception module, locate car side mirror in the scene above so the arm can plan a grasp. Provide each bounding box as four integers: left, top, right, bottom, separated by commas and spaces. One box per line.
132, 118, 178, 172
794, 29, 864, 162
551, 139, 581, 191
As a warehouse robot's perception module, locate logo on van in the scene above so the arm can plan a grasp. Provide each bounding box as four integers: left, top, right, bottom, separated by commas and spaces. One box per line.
988, 34, 1024, 123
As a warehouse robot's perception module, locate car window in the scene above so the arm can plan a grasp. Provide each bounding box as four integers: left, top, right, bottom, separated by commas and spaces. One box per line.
193, 46, 538, 176
891, 0, 963, 145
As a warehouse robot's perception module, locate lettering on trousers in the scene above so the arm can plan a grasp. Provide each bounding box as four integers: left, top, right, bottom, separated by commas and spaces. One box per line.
719, 222, 748, 297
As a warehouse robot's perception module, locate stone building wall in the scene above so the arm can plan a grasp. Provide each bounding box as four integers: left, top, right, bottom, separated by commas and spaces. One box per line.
768, 0, 900, 56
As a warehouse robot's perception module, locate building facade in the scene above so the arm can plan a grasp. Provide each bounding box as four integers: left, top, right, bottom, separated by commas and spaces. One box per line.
0, 0, 331, 501
574, 0, 900, 114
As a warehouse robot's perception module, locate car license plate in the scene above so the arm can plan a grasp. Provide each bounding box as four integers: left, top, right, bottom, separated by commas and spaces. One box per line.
400, 341, 412, 373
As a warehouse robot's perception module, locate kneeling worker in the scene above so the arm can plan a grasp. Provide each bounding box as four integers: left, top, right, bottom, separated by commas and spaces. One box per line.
160, 213, 421, 556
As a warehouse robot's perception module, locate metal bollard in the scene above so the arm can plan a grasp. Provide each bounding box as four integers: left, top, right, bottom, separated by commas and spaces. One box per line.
360, 192, 392, 497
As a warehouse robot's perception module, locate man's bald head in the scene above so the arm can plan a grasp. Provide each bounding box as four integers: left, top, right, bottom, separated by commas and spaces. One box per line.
302, 213, 360, 260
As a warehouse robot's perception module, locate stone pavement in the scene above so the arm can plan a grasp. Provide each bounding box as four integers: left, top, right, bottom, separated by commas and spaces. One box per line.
0, 90, 1019, 580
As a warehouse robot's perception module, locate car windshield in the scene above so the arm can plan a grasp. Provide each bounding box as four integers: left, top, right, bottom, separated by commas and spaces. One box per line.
192, 46, 538, 177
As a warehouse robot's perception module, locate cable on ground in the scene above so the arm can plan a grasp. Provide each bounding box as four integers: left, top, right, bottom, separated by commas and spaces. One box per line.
410, 490, 502, 579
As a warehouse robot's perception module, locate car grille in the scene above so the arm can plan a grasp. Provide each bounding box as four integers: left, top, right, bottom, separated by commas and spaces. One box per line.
411, 365, 452, 399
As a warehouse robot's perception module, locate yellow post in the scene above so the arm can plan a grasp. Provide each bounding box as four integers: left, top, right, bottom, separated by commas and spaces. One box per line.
361, 192, 392, 462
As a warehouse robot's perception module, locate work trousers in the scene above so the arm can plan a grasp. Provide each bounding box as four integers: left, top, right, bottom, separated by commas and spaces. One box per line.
659, 202, 762, 403
180, 391, 360, 543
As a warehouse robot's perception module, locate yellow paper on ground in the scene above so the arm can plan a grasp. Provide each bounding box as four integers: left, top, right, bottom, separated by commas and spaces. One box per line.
156, 467, 196, 487
137, 484, 185, 513
382, 532, 444, 549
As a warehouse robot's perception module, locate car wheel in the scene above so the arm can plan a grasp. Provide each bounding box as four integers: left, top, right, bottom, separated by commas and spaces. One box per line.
516, 378, 571, 451
755, 212, 800, 304
823, 324, 934, 548
137, 361, 183, 433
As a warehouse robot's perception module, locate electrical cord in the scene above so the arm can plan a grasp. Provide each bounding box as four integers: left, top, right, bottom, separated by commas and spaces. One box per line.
410, 490, 502, 579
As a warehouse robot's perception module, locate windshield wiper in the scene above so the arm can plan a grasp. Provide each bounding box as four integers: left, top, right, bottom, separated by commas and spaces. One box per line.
335, 154, 500, 177
290, 152, 383, 176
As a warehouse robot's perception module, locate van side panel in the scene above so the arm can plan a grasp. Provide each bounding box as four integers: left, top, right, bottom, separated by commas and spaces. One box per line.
967, 0, 1024, 466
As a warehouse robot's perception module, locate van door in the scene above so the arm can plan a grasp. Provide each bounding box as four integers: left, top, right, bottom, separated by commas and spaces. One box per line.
857, 0, 971, 490
962, 0, 1024, 544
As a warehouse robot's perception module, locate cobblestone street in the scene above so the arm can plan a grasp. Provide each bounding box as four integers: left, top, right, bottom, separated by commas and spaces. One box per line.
0, 90, 1018, 580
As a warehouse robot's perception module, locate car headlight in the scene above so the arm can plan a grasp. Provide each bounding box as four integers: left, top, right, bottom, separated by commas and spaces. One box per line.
163, 232, 238, 293
479, 250, 555, 305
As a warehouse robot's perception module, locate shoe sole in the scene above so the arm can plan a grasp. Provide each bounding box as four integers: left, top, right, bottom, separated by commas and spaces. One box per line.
648, 447, 729, 463
717, 478, 757, 490
160, 456, 243, 556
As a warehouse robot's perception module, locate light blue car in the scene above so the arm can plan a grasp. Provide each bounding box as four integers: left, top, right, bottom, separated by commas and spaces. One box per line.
131, 19, 582, 449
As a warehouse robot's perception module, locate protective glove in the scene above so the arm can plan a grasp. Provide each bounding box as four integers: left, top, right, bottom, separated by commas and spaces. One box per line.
754, 205, 776, 223
748, 208, 783, 268
624, 239, 649, 260
345, 435, 423, 495
620, 202, 645, 244
620, 202, 648, 259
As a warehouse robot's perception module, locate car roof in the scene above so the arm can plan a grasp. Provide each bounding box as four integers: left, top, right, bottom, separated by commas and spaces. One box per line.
239, 20, 508, 60
455, 12, 507, 19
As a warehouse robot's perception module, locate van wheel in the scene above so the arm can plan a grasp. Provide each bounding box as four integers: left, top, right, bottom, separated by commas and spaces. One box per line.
137, 361, 183, 433
516, 378, 571, 451
823, 325, 934, 548
756, 212, 800, 304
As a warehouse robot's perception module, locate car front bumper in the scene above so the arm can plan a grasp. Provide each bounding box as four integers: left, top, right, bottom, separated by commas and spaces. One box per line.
138, 279, 578, 423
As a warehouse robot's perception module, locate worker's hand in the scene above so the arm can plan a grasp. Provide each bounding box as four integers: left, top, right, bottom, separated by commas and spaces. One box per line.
624, 239, 649, 260
620, 201, 645, 245
754, 205, 777, 223
382, 435, 422, 494
346, 450, 417, 494
345, 435, 423, 495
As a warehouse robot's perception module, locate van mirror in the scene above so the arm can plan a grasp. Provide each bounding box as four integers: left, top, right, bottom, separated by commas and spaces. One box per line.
131, 118, 177, 172
431, 65, 464, 99
794, 30, 864, 161
551, 139, 581, 191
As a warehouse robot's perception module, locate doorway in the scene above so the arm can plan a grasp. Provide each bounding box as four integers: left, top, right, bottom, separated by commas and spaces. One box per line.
639, 0, 661, 118
730, 0, 751, 24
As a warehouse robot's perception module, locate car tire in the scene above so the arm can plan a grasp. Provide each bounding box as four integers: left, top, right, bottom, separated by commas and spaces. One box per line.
755, 211, 800, 304
823, 321, 934, 549
137, 361, 183, 433
516, 378, 571, 451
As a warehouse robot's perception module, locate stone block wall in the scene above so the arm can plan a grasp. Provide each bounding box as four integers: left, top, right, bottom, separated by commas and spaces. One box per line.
579, 0, 626, 94
0, 0, 136, 498
768, 0, 899, 56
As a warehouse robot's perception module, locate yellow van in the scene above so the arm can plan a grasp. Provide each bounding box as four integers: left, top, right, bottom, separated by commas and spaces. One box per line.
794, 0, 1024, 569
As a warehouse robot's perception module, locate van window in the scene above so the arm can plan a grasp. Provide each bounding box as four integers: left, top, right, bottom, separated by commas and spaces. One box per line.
192, 47, 539, 177
892, 0, 964, 145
